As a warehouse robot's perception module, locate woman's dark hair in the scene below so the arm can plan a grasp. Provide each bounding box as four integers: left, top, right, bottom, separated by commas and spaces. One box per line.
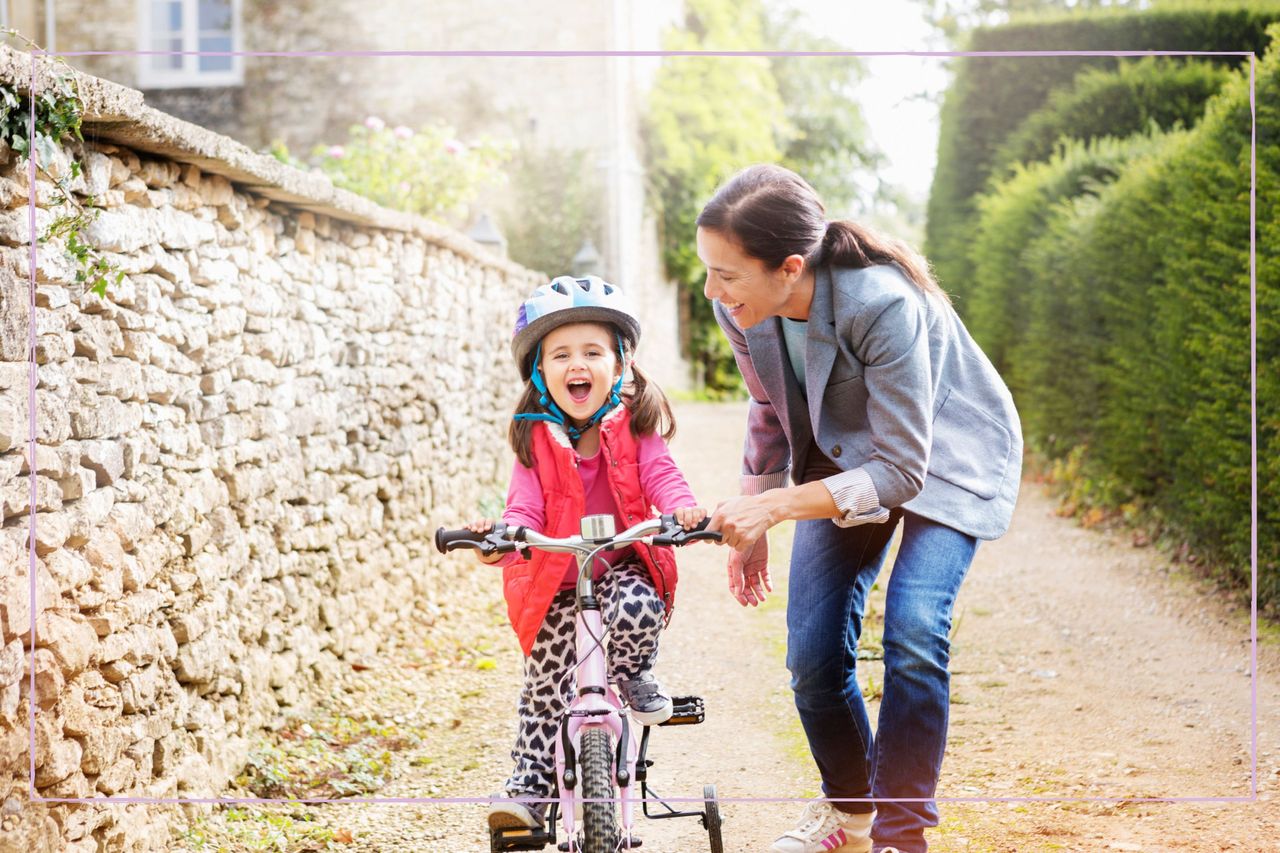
696, 163, 949, 302
508, 324, 675, 468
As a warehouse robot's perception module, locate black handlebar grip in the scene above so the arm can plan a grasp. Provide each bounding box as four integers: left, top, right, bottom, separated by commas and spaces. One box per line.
434, 527, 488, 553
653, 516, 721, 547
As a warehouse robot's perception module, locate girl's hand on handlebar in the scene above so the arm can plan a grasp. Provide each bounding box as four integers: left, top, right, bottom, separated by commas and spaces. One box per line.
673, 506, 708, 531
465, 518, 503, 563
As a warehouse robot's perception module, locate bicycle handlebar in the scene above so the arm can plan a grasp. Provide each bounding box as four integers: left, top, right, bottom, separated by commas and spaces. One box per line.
433, 515, 721, 557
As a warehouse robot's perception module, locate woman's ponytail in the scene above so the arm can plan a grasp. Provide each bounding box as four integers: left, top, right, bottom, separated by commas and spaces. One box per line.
699, 164, 949, 304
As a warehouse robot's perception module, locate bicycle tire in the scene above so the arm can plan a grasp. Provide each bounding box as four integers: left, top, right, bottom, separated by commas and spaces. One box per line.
579, 728, 619, 853
703, 783, 723, 853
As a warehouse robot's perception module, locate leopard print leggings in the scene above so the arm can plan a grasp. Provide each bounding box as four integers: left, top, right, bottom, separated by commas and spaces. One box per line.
505, 557, 666, 797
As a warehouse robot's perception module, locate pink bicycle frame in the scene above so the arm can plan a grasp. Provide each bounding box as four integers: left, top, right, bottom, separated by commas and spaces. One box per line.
554, 557, 641, 851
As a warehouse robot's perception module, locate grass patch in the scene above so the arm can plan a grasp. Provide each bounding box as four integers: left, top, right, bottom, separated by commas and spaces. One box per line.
236, 712, 429, 799
176, 806, 354, 852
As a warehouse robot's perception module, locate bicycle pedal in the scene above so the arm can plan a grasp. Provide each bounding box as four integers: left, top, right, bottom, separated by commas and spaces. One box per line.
494, 826, 553, 851
659, 694, 705, 726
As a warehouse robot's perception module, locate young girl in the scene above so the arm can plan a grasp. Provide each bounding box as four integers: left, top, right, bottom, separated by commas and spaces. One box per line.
467, 275, 706, 833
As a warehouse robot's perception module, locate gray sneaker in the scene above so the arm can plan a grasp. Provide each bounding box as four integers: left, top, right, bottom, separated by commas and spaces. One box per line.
616, 672, 673, 726
487, 791, 548, 833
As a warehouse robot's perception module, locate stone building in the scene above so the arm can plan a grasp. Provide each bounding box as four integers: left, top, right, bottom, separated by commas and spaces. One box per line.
5, 0, 691, 389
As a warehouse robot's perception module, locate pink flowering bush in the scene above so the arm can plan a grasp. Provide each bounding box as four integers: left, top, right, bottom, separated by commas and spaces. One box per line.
308, 117, 513, 222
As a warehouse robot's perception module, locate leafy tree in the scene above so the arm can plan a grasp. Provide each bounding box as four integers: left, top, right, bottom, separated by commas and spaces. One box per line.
910, 0, 1146, 41
643, 0, 792, 393
643, 0, 879, 392
499, 146, 604, 278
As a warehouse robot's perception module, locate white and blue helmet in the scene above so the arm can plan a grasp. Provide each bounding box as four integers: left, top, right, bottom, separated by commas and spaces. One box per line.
511, 275, 641, 380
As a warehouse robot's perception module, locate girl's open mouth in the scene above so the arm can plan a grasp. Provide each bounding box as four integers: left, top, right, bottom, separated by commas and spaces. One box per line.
567, 379, 593, 403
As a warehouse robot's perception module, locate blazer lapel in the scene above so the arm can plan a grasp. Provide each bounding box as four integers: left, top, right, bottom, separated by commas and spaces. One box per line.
805, 265, 838, 433
745, 317, 812, 454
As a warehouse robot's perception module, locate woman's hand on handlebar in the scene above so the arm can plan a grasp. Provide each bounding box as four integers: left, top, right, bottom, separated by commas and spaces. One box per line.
672, 506, 708, 531
707, 494, 776, 552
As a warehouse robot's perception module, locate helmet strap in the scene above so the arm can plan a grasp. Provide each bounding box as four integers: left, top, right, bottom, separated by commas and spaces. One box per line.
512, 336, 628, 443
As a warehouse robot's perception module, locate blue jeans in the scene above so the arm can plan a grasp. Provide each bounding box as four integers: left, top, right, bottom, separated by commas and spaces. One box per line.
786, 509, 977, 853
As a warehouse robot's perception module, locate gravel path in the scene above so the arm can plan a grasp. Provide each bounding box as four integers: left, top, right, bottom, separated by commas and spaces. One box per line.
173, 400, 1278, 852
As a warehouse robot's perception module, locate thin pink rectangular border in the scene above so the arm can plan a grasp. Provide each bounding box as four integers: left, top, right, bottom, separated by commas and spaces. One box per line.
23, 48, 1259, 808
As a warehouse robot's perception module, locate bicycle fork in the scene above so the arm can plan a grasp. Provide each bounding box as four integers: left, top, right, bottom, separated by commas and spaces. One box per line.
554, 583, 640, 850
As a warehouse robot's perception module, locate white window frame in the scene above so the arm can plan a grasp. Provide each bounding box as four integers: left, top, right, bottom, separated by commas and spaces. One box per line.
136, 0, 244, 89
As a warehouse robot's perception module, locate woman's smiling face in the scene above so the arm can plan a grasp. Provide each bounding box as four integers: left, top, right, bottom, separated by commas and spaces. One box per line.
538, 321, 622, 424
697, 226, 812, 328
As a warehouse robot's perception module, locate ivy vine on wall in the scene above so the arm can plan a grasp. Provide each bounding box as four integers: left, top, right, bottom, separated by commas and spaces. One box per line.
0, 36, 122, 297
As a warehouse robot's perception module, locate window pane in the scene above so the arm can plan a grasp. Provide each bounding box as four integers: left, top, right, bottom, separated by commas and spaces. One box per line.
151, 0, 183, 31
198, 35, 232, 71
150, 38, 183, 70
198, 0, 232, 32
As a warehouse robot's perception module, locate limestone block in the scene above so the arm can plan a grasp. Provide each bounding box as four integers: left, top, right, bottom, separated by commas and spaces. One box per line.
71, 314, 126, 362
36, 610, 97, 679
70, 395, 142, 441
79, 439, 125, 487
197, 175, 234, 207
83, 206, 159, 254
147, 246, 190, 285
0, 637, 22, 686
57, 466, 96, 501
30, 512, 68, 555
119, 664, 160, 713
43, 547, 93, 590
93, 756, 136, 796
34, 331, 73, 364
174, 632, 219, 685
83, 528, 125, 573
1, 474, 62, 518
34, 733, 82, 787
137, 159, 180, 189
120, 176, 150, 205
108, 502, 153, 551
0, 394, 19, 452
76, 723, 126, 775
81, 150, 113, 199
28, 647, 63, 709
0, 681, 17, 720
100, 659, 133, 683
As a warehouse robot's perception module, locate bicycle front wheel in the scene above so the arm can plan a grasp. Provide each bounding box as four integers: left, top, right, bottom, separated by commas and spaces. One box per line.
579, 728, 619, 853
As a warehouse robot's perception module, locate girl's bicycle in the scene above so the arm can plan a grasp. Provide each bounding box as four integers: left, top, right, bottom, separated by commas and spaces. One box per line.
434, 513, 725, 853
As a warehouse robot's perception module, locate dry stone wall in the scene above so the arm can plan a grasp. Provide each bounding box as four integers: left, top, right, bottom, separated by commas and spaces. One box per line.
0, 53, 537, 852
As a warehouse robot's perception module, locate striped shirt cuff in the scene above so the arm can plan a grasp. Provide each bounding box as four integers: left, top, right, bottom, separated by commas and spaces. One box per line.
822, 467, 891, 527
740, 468, 791, 496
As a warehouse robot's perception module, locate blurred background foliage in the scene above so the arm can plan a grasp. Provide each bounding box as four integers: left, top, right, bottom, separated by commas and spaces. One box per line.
642, 0, 882, 394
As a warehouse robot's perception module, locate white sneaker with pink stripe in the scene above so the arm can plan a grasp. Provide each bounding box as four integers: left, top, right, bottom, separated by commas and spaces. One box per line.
770, 799, 873, 853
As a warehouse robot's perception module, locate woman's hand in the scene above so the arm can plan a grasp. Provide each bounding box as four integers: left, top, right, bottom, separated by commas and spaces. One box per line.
707, 494, 777, 551
727, 536, 772, 607
672, 506, 708, 530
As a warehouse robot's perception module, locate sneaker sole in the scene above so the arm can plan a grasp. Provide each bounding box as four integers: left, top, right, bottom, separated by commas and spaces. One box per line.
628, 703, 673, 726
487, 806, 542, 832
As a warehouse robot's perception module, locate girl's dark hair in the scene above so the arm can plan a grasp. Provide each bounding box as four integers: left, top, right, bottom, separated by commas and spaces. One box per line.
508, 326, 675, 468
696, 163, 949, 302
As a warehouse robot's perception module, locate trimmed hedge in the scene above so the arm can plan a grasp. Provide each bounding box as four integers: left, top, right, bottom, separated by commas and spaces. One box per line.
926, 3, 1280, 311
967, 26, 1277, 607
993, 57, 1230, 171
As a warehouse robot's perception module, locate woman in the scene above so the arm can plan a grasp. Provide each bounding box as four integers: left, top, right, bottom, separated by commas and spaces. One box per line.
700, 165, 1022, 853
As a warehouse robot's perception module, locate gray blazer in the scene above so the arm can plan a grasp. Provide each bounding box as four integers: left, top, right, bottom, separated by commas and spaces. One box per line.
714, 263, 1022, 540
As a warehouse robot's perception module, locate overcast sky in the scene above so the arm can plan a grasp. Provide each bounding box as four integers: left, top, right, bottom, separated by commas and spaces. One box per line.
787, 1, 952, 204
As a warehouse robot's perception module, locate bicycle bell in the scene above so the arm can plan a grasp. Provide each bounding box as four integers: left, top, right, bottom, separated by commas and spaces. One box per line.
580, 514, 616, 542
